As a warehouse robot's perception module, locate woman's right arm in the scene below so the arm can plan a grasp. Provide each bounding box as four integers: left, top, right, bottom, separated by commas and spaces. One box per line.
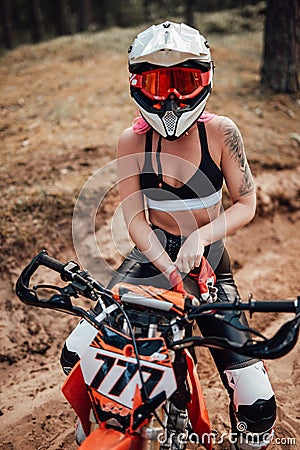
117, 128, 175, 279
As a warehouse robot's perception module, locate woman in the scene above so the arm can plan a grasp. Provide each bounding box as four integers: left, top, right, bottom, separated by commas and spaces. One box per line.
62, 21, 276, 449
107, 21, 276, 450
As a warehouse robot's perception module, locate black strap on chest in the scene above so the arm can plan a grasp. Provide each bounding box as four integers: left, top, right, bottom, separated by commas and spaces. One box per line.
197, 121, 209, 162
156, 135, 163, 186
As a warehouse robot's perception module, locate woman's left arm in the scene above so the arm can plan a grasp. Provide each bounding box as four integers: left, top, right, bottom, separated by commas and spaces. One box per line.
201, 116, 256, 240
176, 117, 256, 273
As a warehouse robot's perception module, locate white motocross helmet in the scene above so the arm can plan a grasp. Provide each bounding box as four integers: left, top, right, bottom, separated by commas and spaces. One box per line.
128, 21, 213, 140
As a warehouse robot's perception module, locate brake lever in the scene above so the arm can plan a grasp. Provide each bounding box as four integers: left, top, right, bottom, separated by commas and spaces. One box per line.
241, 314, 300, 359
214, 313, 267, 340
171, 314, 300, 359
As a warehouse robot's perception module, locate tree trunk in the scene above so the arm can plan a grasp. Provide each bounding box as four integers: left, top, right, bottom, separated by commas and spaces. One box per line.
184, 0, 196, 27
79, 0, 92, 32
55, 0, 70, 36
30, 0, 46, 43
97, 0, 109, 28
261, 0, 299, 93
0, 0, 14, 48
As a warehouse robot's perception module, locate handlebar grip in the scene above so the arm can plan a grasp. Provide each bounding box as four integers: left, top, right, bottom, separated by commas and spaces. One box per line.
250, 300, 298, 314
38, 252, 66, 274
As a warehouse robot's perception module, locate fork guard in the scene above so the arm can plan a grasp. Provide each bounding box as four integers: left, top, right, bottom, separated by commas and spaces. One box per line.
185, 349, 212, 450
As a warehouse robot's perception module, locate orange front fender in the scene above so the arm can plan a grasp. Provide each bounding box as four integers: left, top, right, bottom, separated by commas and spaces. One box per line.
78, 427, 144, 450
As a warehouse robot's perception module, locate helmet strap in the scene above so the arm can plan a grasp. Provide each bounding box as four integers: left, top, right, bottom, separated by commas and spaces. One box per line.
156, 135, 163, 187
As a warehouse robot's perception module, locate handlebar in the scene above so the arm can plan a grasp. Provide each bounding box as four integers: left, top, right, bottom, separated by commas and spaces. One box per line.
15, 251, 300, 359
15, 250, 112, 328
189, 298, 299, 317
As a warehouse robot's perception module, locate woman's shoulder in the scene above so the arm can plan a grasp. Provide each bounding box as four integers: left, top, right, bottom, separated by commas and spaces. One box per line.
117, 126, 145, 157
207, 113, 239, 128
205, 114, 241, 139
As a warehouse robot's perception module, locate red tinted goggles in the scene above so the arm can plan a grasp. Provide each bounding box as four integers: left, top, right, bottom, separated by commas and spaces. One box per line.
130, 67, 211, 101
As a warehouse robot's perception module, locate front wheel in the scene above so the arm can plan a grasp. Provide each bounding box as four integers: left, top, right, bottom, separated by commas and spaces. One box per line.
78, 427, 144, 449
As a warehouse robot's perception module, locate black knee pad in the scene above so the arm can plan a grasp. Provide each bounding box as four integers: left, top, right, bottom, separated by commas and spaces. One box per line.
236, 396, 276, 434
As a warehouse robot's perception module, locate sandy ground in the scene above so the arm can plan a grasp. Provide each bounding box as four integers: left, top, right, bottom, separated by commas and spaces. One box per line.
0, 17, 299, 450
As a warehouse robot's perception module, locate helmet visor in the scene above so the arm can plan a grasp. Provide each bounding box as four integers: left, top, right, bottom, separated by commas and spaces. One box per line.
130, 67, 211, 100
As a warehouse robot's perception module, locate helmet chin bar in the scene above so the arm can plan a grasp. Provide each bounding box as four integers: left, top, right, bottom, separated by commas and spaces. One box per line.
140, 105, 206, 141
133, 89, 210, 140
161, 98, 183, 138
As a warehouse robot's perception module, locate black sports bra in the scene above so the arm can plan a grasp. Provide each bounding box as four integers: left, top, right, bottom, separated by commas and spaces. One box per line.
139, 122, 223, 211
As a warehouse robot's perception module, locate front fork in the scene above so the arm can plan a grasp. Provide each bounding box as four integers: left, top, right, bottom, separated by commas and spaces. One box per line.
141, 402, 189, 450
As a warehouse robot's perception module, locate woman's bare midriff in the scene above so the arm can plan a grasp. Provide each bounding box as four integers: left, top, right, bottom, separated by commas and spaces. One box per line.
148, 202, 222, 237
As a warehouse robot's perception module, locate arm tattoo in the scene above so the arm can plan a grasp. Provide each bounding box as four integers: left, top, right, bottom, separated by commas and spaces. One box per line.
222, 120, 254, 196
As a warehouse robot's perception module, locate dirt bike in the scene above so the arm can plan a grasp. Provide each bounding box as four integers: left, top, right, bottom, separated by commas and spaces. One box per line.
16, 250, 300, 450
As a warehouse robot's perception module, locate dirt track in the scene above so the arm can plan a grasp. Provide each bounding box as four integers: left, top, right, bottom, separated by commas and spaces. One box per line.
0, 16, 299, 450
